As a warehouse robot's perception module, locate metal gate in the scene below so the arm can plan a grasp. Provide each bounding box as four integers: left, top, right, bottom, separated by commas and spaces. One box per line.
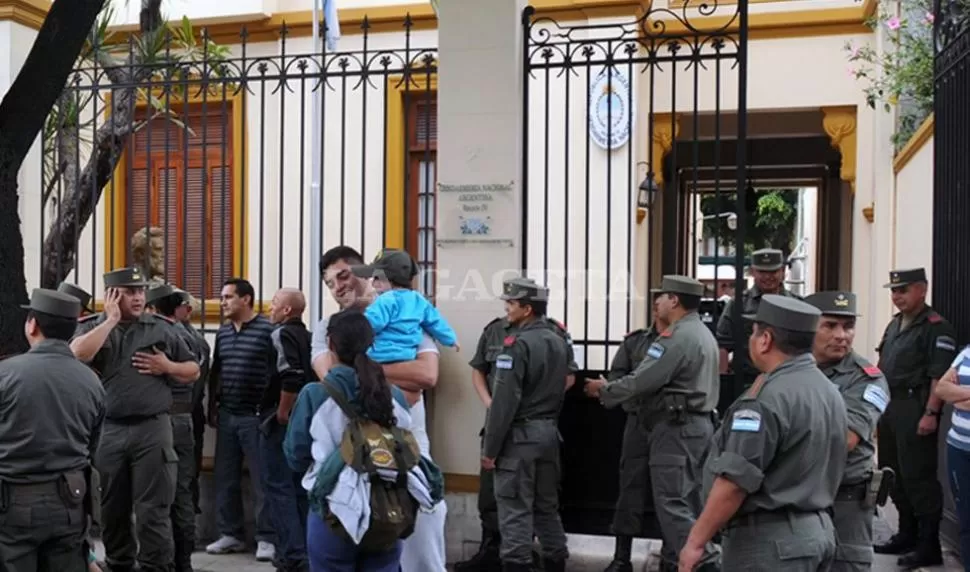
521, 2, 750, 535
932, 0, 970, 548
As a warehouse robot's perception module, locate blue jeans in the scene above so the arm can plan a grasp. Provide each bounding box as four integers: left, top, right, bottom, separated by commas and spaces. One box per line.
307, 510, 401, 572
260, 418, 308, 569
214, 408, 275, 543
947, 443, 970, 571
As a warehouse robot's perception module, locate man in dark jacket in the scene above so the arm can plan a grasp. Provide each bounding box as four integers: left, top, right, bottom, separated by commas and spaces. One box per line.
261, 288, 315, 572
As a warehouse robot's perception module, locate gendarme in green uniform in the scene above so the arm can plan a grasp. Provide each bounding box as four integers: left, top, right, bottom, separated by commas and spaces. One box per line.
692, 295, 847, 571
806, 291, 891, 571
147, 283, 202, 572
873, 268, 956, 566
484, 280, 572, 572
715, 249, 800, 388
58, 281, 95, 314
596, 276, 720, 572
0, 289, 105, 572
457, 288, 577, 572
72, 268, 199, 572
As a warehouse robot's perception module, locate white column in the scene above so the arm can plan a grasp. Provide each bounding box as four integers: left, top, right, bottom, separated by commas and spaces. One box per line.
432, 0, 526, 475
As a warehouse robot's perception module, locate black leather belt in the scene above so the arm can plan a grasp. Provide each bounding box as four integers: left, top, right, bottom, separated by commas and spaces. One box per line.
106, 413, 164, 425
836, 481, 868, 502
727, 508, 829, 530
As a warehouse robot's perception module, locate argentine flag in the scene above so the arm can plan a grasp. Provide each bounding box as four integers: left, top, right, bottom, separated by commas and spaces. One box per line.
323, 0, 340, 51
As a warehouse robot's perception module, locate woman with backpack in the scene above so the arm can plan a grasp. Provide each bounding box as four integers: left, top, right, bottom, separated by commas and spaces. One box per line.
284, 309, 443, 572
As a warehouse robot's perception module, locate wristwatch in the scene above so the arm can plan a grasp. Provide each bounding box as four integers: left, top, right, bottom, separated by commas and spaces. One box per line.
925, 409, 940, 417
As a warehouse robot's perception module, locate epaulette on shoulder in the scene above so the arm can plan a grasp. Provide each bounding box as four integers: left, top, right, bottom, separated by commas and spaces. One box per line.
624, 328, 647, 339
78, 313, 101, 323
153, 314, 176, 325
503, 335, 517, 347
744, 374, 768, 399
484, 316, 503, 330
928, 312, 943, 324
659, 329, 673, 338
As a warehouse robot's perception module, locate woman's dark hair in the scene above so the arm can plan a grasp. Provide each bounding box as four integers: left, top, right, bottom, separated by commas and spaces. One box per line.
327, 309, 395, 427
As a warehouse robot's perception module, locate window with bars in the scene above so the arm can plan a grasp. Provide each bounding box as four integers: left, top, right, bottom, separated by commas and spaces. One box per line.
406, 97, 437, 299
125, 104, 235, 299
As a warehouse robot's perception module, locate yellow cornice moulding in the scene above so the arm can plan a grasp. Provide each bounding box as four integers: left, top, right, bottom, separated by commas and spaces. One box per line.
892, 114, 934, 174
0, 0, 49, 30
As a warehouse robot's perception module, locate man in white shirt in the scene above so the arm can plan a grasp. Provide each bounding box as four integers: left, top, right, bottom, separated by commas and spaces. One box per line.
311, 245, 448, 572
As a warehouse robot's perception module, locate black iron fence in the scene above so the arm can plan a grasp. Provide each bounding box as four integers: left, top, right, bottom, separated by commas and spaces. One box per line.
34, 15, 437, 330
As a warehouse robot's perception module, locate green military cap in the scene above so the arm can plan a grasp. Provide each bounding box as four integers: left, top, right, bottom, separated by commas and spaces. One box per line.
21, 288, 81, 319
884, 267, 926, 289
351, 248, 418, 287
57, 282, 93, 313
500, 277, 549, 303
743, 294, 821, 333
804, 291, 859, 317
146, 283, 179, 304
104, 267, 149, 288
650, 274, 705, 297
750, 248, 785, 271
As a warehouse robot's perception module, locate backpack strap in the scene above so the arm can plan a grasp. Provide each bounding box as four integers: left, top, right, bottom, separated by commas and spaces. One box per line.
321, 382, 379, 475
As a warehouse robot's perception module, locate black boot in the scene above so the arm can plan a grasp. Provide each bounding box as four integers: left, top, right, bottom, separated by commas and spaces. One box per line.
603, 535, 633, 572
455, 528, 502, 572
897, 515, 943, 568
874, 512, 918, 555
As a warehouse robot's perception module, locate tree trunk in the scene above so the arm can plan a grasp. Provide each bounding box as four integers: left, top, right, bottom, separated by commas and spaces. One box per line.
0, 0, 107, 357
40, 0, 163, 288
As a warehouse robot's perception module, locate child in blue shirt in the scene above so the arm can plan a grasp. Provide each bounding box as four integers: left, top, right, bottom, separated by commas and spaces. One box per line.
351, 249, 459, 363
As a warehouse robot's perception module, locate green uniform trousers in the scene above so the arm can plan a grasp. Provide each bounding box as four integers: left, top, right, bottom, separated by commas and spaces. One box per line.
478, 431, 499, 534
832, 495, 874, 571
722, 510, 836, 571
494, 420, 568, 566
648, 415, 719, 569
171, 413, 196, 572
612, 414, 654, 538
98, 414, 178, 572
877, 390, 943, 521
0, 479, 87, 572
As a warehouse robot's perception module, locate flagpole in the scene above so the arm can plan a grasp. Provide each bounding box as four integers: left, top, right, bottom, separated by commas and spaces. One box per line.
309, 0, 323, 323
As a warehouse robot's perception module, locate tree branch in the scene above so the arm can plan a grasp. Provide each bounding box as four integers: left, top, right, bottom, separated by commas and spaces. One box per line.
0, 0, 108, 165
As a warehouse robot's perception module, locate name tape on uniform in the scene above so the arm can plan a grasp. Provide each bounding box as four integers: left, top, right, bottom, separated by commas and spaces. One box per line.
862, 384, 889, 413
937, 336, 957, 352
731, 409, 762, 433
496, 354, 513, 370
647, 343, 665, 360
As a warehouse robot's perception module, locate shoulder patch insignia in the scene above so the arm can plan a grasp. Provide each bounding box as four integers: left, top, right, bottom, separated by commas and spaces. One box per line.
78, 313, 100, 323
862, 365, 882, 378
484, 317, 503, 330
646, 342, 666, 360
929, 313, 943, 324
731, 409, 762, 432
624, 328, 645, 339
937, 336, 957, 352
503, 335, 516, 346
862, 384, 890, 413
554, 319, 566, 331
496, 354, 513, 370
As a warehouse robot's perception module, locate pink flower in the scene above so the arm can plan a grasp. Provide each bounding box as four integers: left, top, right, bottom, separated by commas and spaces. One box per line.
847, 66, 855, 78
926, 12, 935, 24
887, 16, 901, 30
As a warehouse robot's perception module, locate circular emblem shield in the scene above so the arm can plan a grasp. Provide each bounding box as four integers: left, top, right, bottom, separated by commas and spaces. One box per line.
589, 68, 633, 151
370, 448, 395, 468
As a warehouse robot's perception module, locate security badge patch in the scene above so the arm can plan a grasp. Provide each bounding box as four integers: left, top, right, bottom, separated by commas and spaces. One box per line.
496, 354, 513, 370
862, 384, 890, 413
731, 409, 762, 432
647, 342, 665, 360
937, 336, 957, 352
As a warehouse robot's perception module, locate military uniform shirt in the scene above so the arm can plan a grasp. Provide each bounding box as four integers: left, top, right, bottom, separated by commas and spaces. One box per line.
74, 313, 197, 419
470, 316, 578, 396
600, 312, 719, 414
483, 320, 573, 459
876, 305, 957, 389
169, 318, 207, 403
0, 340, 106, 483
608, 326, 661, 413
716, 287, 800, 374
819, 351, 889, 485
705, 354, 848, 515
